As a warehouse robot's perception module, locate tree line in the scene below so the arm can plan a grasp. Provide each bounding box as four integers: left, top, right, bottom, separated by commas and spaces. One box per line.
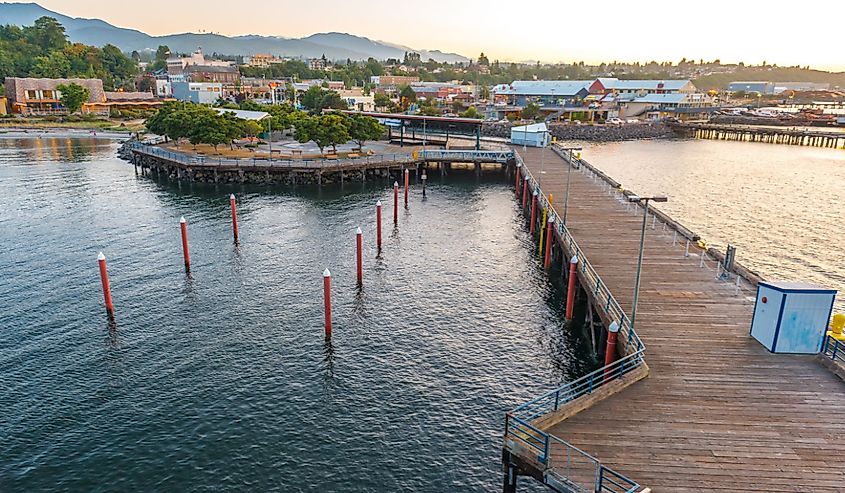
0, 16, 138, 92
146, 101, 384, 155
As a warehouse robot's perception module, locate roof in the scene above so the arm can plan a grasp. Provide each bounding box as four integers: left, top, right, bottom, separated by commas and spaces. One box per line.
512, 123, 548, 133
495, 80, 592, 96
186, 65, 239, 73
4, 77, 105, 103
214, 108, 270, 121
759, 281, 837, 293
605, 79, 691, 91
630, 93, 688, 104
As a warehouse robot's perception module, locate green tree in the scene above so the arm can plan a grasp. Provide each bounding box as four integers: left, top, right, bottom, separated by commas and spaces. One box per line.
373, 93, 391, 111
478, 52, 490, 66
521, 102, 541, 121
301, 85, 325, 113
346, 114, 384, 148
399, 85, 417, 103
27, 17, 67, 52
459, 106, 482, 119
56, 82, 90, 114
294, 114, 351, 154
32, 51, 70, 78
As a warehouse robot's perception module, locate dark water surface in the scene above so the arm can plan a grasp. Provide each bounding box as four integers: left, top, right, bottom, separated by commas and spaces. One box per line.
0, 138, 595, 492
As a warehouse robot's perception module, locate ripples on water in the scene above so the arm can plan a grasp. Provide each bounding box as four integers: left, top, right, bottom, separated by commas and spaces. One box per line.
579, 137, 845, 313
0, 138, 594, 492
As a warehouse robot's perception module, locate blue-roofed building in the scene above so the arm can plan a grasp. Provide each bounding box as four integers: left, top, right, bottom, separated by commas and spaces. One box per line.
493, 80, 592, 107
619, 92, 718, 120
727, 81, 776, 95
511, 122, 550, 147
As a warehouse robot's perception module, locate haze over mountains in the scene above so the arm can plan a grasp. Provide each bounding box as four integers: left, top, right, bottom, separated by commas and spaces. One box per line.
0, 2, 470, 63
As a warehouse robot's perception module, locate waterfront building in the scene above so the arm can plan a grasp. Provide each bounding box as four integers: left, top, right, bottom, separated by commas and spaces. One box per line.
617, 92, 717, 120
592, 78, 697, 95
171, 81, 223, 104
493, 80, 593, 107
4, 77, 106, 115
727, 81, 776, 95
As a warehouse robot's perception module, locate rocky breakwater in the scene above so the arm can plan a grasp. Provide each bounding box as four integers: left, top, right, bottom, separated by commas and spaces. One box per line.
482, 121, 674, 141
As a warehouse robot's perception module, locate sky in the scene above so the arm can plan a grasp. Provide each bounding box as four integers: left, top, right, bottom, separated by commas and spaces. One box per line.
20, 0, 845, 71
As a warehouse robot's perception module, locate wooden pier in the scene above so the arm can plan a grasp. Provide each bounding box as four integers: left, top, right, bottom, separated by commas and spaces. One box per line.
127, 143, 512, 185
674, 122, 845, 149
504, 145, 845, 492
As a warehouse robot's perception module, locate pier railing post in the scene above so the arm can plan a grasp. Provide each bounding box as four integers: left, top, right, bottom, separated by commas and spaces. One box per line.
565, 256, 579, 320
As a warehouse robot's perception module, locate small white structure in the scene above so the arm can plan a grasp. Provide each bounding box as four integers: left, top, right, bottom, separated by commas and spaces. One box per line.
511, 123, 550, 147
750, 281, 836, 354
213, 108, 270, 121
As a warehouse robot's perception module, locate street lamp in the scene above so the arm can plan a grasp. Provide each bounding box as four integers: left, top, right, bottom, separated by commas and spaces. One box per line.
560, 146, 582, 225
627, 194, 668, 330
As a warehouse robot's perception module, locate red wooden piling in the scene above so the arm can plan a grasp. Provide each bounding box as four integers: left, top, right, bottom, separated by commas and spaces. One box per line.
514, 164, 521, 193
565, 255, 579, 320
230, 194, 239, 243
180, 216, 190, 272
97, 252, 114, 315
403, 169, 410, 207
393, 181, 399, 224
376, 200, 382, 249
522, 180, 529, 209
529, 191, 538, 235
544, 216, 555, 269
323, 268, 332, 339
356, 226, 363, 284
604, 322, 619, 367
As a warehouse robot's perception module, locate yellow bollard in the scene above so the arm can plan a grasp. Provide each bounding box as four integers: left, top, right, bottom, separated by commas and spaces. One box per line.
538, 194, 553, 257
830, 313, 845, 340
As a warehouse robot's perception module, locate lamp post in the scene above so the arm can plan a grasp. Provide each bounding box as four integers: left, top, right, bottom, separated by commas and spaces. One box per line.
560, 146, 582, 226
627, 194, 668, 330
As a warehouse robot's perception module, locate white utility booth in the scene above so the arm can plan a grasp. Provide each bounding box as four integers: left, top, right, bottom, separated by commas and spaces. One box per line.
750, 281, 836, 354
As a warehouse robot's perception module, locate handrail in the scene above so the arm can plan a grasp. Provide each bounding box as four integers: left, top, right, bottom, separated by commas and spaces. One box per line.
505, 149, 644, 492
823, 334, 845, 365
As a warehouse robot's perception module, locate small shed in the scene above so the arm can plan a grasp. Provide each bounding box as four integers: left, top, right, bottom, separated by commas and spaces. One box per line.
511, 123, 550, 147
750, 281, 836, 354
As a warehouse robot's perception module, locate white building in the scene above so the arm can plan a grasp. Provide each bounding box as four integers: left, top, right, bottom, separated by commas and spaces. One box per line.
338, 89, 374, 112
166, 48, 232, 74
511, 123, 550, 147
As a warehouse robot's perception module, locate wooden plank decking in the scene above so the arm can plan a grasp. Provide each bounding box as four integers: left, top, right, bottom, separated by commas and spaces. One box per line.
516, 146, 845, 492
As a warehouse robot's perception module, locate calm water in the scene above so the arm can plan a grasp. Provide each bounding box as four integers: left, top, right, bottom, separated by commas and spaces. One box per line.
580, 138, 845, 313
0, 138, 594, 492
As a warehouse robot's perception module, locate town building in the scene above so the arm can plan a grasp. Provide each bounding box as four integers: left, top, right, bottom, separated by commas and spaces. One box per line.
371, 75, 421, 96
308, 57, 327, 71
88, 91, 166, 114
171, 81, 223, 104
4, 77, 106, 115
410, 82, 465, 102
243, 54, 287, 68
184, 64, 240, 84
337, 89, 375, 112
166, 48, 233, 75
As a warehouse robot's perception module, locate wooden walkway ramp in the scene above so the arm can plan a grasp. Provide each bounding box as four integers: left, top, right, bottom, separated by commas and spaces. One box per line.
515, 146, 845, 492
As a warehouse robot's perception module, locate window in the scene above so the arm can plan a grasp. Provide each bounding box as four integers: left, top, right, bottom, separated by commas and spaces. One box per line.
26, 90, 38, 99
42, 90, 54, 99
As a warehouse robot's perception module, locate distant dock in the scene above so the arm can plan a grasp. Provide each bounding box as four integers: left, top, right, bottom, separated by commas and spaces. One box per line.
673, 122, 845, 148
503, 145, 845, 492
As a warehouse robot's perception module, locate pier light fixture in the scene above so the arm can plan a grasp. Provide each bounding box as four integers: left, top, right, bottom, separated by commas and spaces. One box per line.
559, 146, 583, 226
628, 194, 669, 330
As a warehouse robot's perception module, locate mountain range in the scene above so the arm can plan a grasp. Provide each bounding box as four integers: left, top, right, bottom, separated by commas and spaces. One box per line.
0, 2, 470, 63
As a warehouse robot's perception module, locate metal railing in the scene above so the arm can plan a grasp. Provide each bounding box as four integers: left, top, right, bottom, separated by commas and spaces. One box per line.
823, 334, 845, 365
504, 151, 644, 493
129, 141, 419, 169
417, 149, 514, 163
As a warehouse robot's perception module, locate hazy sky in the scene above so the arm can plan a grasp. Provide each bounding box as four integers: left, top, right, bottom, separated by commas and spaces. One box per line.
25, 0, 845, 71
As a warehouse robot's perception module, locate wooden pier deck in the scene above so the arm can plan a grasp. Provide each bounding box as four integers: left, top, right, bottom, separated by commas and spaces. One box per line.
516, 146, 845, 492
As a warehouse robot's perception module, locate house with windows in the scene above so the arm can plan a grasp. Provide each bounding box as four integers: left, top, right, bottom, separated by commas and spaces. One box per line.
4, 77, 106, 115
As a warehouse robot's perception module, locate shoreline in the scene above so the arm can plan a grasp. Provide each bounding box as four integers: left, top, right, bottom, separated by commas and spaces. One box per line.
0, 126, 133, 140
